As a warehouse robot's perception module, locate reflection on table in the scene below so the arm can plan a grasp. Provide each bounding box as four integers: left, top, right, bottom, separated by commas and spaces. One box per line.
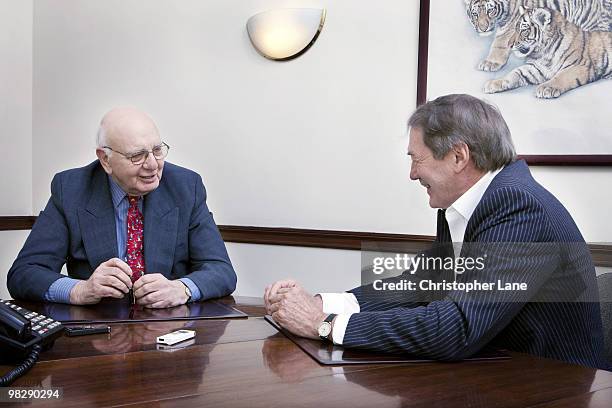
12, 296, 246, 324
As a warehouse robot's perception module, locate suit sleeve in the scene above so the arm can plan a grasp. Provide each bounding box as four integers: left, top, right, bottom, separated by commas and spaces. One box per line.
7, 175, 70, 301
181, 175, 236, 300
342, 188, 560, 360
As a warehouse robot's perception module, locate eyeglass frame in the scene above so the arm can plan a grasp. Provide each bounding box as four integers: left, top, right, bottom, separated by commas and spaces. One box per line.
102, 142, 170, 165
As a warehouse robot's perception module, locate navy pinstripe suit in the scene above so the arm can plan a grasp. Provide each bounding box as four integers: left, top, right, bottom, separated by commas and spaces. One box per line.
345, 160, 608, 369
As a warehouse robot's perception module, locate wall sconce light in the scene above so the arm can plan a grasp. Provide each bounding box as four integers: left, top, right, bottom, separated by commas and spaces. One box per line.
246, 8, 326, 61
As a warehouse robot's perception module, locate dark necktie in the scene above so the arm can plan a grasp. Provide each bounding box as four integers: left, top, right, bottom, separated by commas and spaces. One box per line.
432, 209, 455, 295
126, 196, 145, 283
436, 209, 452, 243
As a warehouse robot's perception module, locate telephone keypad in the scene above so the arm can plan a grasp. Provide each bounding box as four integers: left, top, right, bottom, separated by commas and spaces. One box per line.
0, 300, 64, 340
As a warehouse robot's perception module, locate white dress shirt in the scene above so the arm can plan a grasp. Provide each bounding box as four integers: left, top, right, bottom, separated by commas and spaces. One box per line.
319, 167, 502, 345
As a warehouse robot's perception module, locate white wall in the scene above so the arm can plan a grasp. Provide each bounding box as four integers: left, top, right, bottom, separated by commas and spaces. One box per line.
31, 0, 429, 235
0, 232, 30, 299
0, 0, 33, 299
0, 0, 32, 215
530, 167, 612, 244
27, 0, 423, 297
227, 243, 360, 297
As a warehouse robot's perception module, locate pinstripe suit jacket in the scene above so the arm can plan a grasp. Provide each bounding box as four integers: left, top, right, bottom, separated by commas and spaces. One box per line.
346, 160, 608, 369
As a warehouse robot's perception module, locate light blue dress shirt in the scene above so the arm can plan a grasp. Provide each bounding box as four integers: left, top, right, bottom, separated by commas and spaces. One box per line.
45, 176, 201, 303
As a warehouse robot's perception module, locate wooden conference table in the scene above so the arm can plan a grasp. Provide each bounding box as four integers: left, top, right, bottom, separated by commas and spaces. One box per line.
2, 296, 612, 407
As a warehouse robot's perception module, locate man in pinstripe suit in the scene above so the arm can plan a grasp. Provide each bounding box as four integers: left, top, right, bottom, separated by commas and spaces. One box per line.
265, 94, 609, 369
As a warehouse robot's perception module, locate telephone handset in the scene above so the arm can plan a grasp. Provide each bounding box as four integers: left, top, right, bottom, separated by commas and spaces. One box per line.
0, 300, 64, 386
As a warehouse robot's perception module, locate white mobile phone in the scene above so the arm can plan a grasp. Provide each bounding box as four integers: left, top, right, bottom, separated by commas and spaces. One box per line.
156, 329, 196, 346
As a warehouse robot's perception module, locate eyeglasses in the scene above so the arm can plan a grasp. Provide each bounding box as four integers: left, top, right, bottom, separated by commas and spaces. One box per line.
103, 142, 170, 165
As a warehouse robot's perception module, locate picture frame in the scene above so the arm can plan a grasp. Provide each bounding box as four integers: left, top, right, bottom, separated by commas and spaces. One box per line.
416, 0, 612, 166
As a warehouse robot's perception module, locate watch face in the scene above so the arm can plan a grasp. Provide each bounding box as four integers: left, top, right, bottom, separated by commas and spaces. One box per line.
318, 322, 332, 337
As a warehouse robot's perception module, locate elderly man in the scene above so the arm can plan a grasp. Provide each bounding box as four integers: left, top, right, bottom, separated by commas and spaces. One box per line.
265, 94, 608, 369
8, 107, 236, 308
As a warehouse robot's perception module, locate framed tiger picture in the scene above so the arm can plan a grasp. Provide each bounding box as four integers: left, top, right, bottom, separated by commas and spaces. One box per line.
417, 0, 612, 165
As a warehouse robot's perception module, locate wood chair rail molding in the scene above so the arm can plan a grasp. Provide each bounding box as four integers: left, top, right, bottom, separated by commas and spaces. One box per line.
1, 217, 610, 267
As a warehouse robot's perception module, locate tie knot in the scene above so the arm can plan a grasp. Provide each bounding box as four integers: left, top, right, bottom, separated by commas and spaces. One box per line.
128, 196, 139, 208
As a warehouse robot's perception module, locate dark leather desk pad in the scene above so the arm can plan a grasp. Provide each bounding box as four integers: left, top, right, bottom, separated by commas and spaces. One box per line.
14, 298, 247, 324
265, 315, 510, 365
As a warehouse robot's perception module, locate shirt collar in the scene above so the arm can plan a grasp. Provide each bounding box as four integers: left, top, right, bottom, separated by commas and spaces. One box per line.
107, 175, 128, 208
448, 167, 503, 222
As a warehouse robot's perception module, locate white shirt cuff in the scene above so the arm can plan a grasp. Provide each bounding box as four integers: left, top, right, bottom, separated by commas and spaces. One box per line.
331, 313, 353, 345
318, 293, 360, 314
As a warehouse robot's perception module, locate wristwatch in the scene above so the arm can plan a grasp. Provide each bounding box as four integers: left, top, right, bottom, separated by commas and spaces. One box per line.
181, 281, 192, 303
318, 314, 337, 341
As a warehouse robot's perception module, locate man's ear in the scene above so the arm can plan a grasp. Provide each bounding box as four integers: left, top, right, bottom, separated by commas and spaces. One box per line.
452, 142, 471, 172
96, 148, 112, 175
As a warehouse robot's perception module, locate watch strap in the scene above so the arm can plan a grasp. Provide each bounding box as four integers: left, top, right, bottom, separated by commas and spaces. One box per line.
324, 313, 337, 324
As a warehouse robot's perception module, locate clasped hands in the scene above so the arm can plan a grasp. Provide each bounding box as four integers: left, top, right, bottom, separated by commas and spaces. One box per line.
264, 279, 327, 339
69, 258, 189, 308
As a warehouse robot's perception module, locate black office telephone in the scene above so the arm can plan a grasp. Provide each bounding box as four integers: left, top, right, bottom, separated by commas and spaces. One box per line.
0, 299, 64, 386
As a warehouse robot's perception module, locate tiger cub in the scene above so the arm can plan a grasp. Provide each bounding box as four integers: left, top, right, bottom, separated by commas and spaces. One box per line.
483, 7, 612, 98
464, 0, 611, 71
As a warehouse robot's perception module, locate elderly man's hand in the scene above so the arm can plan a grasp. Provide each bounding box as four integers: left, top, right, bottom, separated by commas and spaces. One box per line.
264, 279, 297, 314
266, 281, 326, 339
133, 273, 189, 308
70, 258, 132, 305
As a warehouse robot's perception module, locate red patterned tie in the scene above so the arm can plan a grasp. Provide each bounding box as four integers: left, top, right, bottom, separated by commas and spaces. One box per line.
126, 196, 145, 283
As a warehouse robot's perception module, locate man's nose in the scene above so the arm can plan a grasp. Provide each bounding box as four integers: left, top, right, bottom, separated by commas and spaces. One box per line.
143, 151, 159, 169
409, 162, 418, 180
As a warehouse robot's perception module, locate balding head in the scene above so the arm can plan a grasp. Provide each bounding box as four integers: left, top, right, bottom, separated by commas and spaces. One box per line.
97, 107, 160, 152
95, 107, 165, 196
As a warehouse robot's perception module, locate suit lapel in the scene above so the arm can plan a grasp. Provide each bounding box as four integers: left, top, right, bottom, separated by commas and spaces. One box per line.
77, 167, 118, 270
143, 181, 178, 277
